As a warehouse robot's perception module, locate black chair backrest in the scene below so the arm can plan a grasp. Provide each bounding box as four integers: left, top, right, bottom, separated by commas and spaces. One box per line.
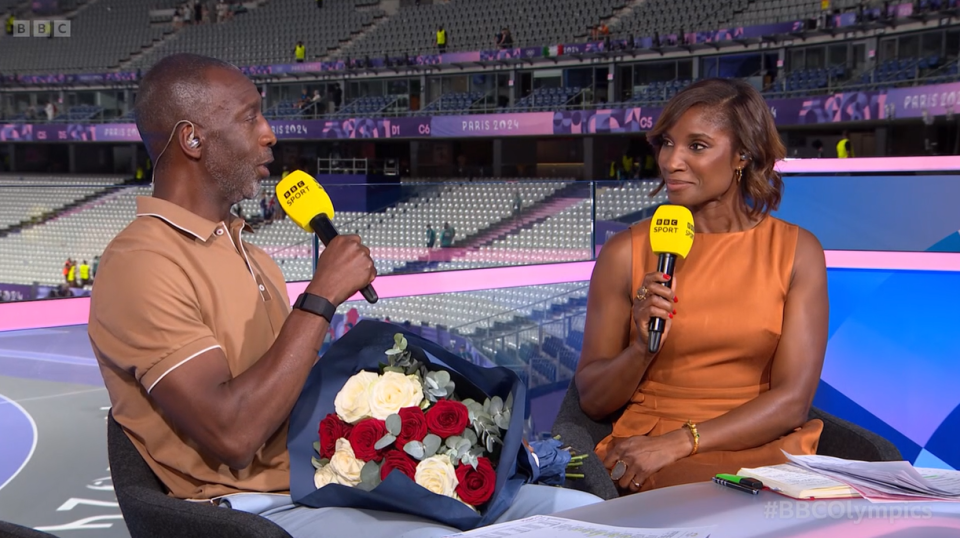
0, 521, 58, 538
107, 412, 292, 538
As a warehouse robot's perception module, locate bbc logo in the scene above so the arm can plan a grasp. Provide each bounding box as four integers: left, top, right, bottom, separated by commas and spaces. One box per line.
12, 20, 71, 37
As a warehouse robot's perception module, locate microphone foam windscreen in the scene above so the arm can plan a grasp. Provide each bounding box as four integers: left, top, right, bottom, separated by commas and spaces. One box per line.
649, 204, 695, 258
275, 170, 335, 234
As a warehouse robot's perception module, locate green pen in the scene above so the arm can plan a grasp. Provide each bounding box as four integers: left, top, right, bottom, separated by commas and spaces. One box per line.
714, 474, 763, 493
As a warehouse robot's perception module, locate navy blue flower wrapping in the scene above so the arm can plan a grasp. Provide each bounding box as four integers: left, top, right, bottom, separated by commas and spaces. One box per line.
287, 320, 536, 531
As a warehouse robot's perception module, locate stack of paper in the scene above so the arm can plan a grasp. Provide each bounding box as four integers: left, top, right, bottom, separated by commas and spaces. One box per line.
783, 452, 960, 502
443, 515, 714, 538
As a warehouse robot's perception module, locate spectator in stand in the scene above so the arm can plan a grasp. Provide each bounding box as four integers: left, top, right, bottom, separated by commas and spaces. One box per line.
294, 41, 306, 63
259, 192, 269, 219
92, 255, 101, 279
496, 27, 514, 49
425, 223, 436, 248
440, 222, 455, 248
436, 26, 447, 53
513, 190, 523, 216
63, 258, 73, 284
67, 262, 77, 288
5, 13, 13, 36
216, 1, 228, 23
45, 102, 55, 121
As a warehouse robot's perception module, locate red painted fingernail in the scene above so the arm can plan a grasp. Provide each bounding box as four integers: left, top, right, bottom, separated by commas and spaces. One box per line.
673, 309, 677, 315
663, 274, 671, 280
668, 314, 673, 319
674, 296, 679, 303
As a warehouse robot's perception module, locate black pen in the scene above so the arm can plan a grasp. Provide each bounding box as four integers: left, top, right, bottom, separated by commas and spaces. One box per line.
713, 475, 761, 495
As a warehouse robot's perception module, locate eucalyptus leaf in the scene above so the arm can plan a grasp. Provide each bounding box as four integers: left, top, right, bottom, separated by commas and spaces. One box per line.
404, 441, 425, 460
359, 461, 382, 491
461, 398, 478, 408
420, 399, 431, 410
462, 428, 478, 446
445, 436, 463, 450
434, 370, 450, 387
399, 337, 407, 350
443, 382, 456, 395
386, 414, 402, 436
485, 435, 496, 453
489, 396, 503, 415
425, 376, 439, 390
383, 366, 405, 374
374, 433, 397, 451
405, 365, 419, 376
494, 412, 511, 430
461, 453, 479, 469
385, 348, 402, 356
311, 456, 324, 470
423, 434, 441, 458
456, 438, 472, 455
468, 446, 485, 458
394, 333, 403, 345
312, 441, 321, 454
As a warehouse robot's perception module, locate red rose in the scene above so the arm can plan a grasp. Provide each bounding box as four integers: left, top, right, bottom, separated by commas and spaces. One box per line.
380, 450, 418, 481
348, 418, 389, 462
425, 399, 470, 438
395, 406, 428, 448
318, 413, 352, 459
455, 457, 496, 506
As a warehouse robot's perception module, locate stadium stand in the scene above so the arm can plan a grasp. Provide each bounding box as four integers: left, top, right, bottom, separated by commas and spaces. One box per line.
0, 0, 168, 74
340, 0, 627, 58
130, 0, 385, 71
0, 176, 131, 285
730, 0, 860, 27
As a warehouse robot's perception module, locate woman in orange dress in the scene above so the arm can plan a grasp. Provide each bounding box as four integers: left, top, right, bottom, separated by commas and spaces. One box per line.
575, 78, 829, 494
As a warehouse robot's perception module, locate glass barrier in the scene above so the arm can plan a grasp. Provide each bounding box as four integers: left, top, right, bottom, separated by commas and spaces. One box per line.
3, 171, 960, 304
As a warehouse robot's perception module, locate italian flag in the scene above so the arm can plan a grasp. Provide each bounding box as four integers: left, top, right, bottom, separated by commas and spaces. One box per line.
543, 45, 562, 58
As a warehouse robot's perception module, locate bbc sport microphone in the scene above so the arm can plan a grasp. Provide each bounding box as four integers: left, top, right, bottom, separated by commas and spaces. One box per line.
276, 170, 379, 304
647, 205, 695, 354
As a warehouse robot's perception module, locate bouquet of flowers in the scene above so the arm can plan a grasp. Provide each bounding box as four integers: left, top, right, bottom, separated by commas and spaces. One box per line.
286, 320, 533, 531
311, 333, 513, 509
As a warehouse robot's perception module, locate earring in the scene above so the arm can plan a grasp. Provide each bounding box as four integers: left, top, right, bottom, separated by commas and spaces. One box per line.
735, 167, 743, 184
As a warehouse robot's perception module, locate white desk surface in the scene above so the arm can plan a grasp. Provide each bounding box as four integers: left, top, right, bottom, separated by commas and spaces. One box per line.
554, 482, 960, 538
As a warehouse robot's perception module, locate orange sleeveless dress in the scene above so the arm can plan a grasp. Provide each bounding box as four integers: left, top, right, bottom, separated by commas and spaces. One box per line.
594, 216, 823, 492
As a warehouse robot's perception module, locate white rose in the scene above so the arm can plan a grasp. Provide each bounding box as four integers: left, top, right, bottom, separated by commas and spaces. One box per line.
328, 438, 363, 487
313, 465, 338, 489
368, 371, 424, 420
335, 370, 380, 423
415, 455, 458, 497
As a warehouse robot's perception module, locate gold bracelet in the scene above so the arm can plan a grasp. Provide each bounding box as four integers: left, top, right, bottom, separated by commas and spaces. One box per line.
684, 420, 700, 456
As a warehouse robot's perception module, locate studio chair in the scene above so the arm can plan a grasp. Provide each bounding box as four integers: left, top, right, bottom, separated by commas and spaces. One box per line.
0, 521, 58, 538
107, 412, 292, 538
551, 381, 903, 500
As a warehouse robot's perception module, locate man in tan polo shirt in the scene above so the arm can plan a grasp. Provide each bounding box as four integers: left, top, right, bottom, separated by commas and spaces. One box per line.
89, 53, 599, 537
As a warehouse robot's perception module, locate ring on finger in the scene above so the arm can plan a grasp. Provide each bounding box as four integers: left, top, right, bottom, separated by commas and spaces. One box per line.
610, 460, 627, 481
635, 286, 648, 302
632, 480, 641, 488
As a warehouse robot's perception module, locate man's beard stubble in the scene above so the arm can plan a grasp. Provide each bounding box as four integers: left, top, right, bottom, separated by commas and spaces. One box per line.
204, 139, 261, 205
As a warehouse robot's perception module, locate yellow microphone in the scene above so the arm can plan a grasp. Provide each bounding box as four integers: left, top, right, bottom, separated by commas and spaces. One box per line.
276, 170, 378, 304
647, 205, 695, 354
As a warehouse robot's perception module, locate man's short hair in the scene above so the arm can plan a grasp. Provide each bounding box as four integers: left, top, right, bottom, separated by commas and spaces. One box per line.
135, 53, 237, 162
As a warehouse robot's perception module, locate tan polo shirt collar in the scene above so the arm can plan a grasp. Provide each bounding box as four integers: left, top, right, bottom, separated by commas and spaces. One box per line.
135, 196, 252, 241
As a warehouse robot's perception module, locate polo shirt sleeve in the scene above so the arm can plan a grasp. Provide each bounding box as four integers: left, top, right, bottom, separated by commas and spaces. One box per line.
89, 249, 222, 393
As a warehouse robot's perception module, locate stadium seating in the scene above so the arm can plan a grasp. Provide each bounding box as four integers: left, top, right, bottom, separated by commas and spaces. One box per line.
130, 0, 385, 71
730, 0, 861, 27
513, 87, 582, 111
420, 92, 486, 114
340, 0, 627, 58
0, 175, 123, 229
596, 181, 666, 220
0, 176, 129, 284
0, 0, 168, 74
